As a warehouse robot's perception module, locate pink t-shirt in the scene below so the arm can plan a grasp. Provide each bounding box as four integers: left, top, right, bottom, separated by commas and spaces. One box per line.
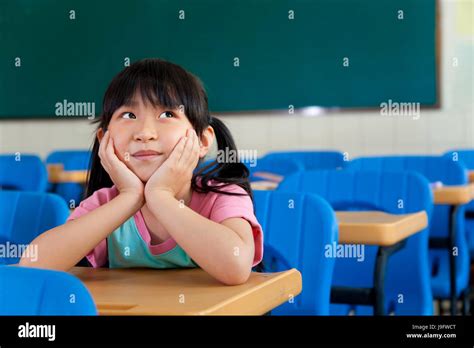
67, 180, 263, 268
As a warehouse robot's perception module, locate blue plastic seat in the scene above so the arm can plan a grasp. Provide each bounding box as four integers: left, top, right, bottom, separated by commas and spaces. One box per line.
346, 156, 470, 304
445, 150, 474, 258
278, 169, 434, 315
0, 190, 70, 265
0, 266, 97, 315
253, 190, 338, 315
46, 150, 91, 206
0, 154, 47, 191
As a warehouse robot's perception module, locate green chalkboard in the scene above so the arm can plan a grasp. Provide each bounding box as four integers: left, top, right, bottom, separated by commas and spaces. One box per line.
0, 0, 437, 118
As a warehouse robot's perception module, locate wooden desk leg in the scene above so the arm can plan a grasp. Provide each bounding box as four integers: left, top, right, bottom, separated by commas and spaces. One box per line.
373, 240, 406, 316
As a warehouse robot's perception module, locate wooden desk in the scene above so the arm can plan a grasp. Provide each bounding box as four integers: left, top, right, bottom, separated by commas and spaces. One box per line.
48, 164, 88, 183
336, 211, 428, 246
251, 180, 279, 191
252, 171, 284, 183
69, 267, 302, 315
432, 183, 474, 205
331, 210, 427, 315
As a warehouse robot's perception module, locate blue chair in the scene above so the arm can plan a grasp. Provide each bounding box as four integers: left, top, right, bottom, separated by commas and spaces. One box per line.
0, 191, 70, 265
278, 170, 434, 315
46, 150, 91, 206
347, 155, 470, 315
445, 150, 474, 259
0, 266, 97, 315
253, 190, 338, 315
0, 154, 47, 191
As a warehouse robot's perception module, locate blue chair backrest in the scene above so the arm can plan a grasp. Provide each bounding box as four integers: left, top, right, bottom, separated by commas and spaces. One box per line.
0, 266, 97, 315
347, 155, 467, 185
46, 150, 91, 205
278, 170, 434, 315
444, 149, 474, 169
253, 190, 338, 315
0, 191, 70, 265
0, 154, 47, 191
346, 155, 467, 239
264, 151, 346, 170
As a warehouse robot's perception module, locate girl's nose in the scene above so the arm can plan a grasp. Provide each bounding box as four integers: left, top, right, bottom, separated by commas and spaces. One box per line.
134, 126, 158, 142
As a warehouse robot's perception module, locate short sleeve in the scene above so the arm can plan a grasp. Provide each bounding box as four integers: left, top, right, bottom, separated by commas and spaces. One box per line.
209, 185, 263, 267
66, 187, 118, 268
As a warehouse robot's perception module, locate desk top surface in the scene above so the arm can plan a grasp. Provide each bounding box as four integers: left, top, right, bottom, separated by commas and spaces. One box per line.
47, 164, 88, 184
335, 210, 428, 246
432, 183, 474, 205
69, 267, 302, 316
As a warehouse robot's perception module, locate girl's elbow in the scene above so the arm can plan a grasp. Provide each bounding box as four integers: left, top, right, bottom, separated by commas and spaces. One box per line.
220, 264, 252, 286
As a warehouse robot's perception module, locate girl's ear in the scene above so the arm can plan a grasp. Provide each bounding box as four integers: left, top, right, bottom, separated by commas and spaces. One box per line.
198, 126, 215, 158
97, 127, 105, 143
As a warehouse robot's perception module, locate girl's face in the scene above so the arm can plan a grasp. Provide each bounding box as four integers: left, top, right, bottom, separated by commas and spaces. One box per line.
98, 92, 202, 182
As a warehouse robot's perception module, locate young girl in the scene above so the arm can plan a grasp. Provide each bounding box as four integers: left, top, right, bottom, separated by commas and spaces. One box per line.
20, 58, 263, 285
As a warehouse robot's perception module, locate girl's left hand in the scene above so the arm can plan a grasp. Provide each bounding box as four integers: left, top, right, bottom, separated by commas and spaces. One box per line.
144, 128, 201, 198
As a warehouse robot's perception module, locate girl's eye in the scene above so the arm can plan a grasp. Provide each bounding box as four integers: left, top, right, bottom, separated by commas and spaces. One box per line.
122, 112, 136, 119
158, 111, 174, 119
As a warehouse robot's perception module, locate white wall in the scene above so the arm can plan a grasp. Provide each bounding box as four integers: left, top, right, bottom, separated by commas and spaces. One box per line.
0, 0, 472, 160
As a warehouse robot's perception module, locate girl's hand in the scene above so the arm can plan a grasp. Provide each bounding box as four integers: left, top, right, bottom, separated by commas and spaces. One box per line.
145, 128, 200, 198
98, 130, 145, 200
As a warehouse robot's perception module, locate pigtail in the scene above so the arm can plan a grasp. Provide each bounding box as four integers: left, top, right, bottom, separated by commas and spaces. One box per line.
192, 116, 253, 202
83, 124, 114, 200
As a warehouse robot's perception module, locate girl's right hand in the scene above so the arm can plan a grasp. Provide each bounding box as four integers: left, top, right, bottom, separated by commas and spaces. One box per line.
98, 130, 145, 200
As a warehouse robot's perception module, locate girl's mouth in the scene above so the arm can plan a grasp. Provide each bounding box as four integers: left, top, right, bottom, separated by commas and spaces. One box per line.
131, 150, 163, 161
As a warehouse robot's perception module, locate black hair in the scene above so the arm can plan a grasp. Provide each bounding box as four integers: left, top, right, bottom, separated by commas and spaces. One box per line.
84, 58, 252, 202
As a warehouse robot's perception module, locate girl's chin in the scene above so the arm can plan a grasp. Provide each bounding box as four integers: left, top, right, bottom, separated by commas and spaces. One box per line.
131, 165, 161, 181
136, 173, 154, 183
134, 169, 159, 182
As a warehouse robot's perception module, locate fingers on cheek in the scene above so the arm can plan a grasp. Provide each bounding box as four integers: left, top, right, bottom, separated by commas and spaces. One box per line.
194, 138, 200, 154
187, 134, 196, 150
